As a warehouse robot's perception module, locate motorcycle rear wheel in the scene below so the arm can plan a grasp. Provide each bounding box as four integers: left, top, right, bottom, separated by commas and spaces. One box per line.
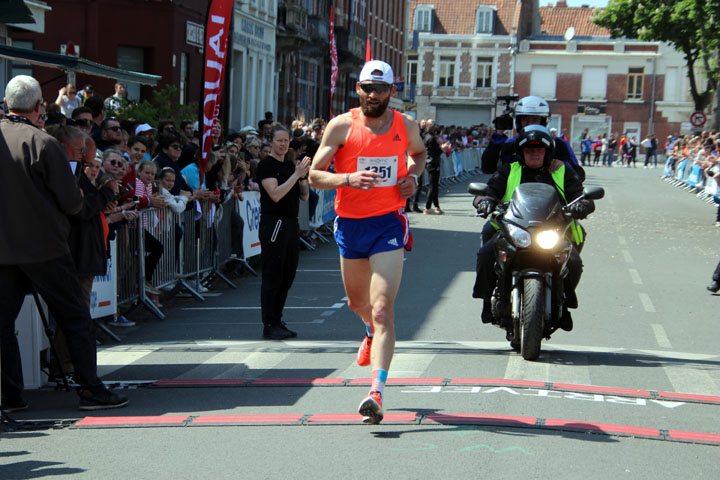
520, 277, 544, 361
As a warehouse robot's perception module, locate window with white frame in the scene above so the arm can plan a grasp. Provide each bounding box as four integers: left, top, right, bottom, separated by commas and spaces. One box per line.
475, 7, 494, 34
476, 57, 493, 88
580, 66, 607, 99
415, 5, 433, 32
530, 65, 557, 98
627, 67, 644, 99
438, 56, 455, 87
406, 55, 418, 86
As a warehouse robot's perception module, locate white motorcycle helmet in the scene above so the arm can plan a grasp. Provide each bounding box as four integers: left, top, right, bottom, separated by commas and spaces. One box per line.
514, 96, 551, 132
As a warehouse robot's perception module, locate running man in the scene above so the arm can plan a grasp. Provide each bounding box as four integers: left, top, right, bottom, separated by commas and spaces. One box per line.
309, 60, 427, 424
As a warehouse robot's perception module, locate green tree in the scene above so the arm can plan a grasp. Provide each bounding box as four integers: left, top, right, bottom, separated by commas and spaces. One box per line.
593, 0, 720, 130
115, 84, 198, 129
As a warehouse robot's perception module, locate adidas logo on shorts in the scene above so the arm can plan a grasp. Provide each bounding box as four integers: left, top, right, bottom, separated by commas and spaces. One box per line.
393, 134, 402, 141
387, 238, 399, 247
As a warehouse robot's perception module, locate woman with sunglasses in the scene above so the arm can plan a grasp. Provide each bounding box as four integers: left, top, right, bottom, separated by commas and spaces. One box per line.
153, 133, 193, 197
55, 83, 81, 118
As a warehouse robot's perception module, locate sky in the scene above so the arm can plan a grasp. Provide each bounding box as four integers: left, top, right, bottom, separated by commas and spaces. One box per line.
562, 0, 609, 6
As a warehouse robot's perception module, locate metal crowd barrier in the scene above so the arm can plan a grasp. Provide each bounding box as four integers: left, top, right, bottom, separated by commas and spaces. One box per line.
114, 198, 268, 320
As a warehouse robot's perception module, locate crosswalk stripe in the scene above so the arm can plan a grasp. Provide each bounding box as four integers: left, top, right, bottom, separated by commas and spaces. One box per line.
661, 363, 720, 396
504, 354, 592, 386
388, 353, 436, 378
171, 351, 293, 380
96, 350, 154, 376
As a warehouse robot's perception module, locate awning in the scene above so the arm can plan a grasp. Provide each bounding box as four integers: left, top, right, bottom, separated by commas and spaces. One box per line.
0, 0, 34, 24
0, 45, 162, 86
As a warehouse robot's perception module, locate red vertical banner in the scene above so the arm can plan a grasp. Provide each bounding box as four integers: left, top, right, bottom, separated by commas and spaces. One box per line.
329, 6, 338, 118
365, 38, 373, 62
200, 0, 233, 184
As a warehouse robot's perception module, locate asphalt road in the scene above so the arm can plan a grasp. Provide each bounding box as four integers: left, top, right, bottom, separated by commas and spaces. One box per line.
3, 164, 720, 479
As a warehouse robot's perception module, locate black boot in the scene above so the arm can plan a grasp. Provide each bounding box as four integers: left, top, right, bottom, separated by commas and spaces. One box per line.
481, 301, 493, 324
707, 281, 720, 293
263, 322, 297, 340
559, 307, 573, 331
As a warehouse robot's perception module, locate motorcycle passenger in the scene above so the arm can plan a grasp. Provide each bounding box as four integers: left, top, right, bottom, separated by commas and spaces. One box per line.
472, 125, 595, 332
481, 95, 584, 181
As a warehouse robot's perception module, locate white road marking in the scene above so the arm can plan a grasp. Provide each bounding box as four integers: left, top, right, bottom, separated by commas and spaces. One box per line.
618, 236, 627, 246
388, 353, 437, 378
504, 353, 591, 385
639, 293, 656, 312
622, 250, 633, 263
96, 350, 153, 375
628, 268, 643, 284
651, 324, 672, 348
662, 363, 720, 396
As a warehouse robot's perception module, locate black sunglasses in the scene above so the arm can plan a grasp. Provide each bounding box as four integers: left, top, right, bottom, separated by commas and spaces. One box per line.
109, 159, 124, 167
359, 83, 391, 95
169, 143, 182, 150
104, 126, 121, 132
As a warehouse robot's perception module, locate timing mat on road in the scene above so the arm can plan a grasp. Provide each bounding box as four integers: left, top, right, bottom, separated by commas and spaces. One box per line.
105, 377, 720, 406
70, 412, 720, 446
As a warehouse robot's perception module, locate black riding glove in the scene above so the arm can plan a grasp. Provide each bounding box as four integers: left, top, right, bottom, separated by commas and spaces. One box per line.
568, 200, 592, 219
476, 198, 497, 217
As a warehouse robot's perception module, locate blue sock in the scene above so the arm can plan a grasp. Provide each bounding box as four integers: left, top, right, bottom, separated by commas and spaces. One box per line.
371, 369, 388, 400
365, 324, 373, 338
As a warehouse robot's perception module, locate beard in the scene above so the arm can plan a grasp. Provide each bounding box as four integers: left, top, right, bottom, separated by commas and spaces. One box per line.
360, 96, 390, 118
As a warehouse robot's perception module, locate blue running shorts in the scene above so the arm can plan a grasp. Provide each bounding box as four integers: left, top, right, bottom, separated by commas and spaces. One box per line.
334, 210, 412, 259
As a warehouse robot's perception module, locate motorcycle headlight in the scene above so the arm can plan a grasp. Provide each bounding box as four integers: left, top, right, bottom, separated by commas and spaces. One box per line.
536, 230, 560, 250
508, 224, 531, 248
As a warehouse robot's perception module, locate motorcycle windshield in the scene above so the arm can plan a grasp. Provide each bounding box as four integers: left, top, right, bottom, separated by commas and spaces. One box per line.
508, 183, 562, 225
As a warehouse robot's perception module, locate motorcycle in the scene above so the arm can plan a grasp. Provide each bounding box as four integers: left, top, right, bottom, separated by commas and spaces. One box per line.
469, 181, 604, 360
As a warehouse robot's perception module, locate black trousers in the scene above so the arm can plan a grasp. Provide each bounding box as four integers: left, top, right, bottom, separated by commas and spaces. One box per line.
259, 215, 300, 326
0, 254, 103, 401
144, 230, 164, 283
425, 168, 441, 209
230, 209, 244, 258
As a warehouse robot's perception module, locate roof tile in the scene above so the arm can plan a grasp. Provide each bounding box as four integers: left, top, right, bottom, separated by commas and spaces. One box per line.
538, 6, 610, 37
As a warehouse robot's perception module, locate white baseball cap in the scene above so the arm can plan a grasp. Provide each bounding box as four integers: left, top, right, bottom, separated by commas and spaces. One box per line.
359, 60, 394, 84
135, 123, 155, 136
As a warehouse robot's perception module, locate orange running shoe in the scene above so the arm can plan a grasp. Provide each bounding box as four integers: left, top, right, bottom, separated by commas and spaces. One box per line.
358, 391, 384, 424
356, 335, 372, 366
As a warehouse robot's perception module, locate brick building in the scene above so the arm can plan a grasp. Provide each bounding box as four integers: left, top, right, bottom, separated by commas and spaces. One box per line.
12, 0, 207, 107
405, 0, 535, 125
515, 3, 696, 150
367, 0, 406, 112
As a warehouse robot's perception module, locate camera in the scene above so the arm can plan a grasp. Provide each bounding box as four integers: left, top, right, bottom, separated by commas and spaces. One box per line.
493, 94, 519, 131
493, 114, 514, 131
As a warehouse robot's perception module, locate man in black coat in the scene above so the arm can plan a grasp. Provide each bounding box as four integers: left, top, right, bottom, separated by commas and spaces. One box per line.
0, 75, 128, 412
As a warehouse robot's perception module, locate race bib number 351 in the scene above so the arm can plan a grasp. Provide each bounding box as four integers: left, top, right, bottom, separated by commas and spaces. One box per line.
357, 156, 398, 186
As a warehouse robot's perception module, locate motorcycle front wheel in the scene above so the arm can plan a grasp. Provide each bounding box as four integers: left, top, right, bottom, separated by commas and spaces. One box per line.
520, 277, 544, 361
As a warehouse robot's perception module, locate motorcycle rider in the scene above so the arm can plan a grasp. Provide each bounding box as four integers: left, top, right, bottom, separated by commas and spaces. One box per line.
481, 95, 584, 181
472, 125, 595, 332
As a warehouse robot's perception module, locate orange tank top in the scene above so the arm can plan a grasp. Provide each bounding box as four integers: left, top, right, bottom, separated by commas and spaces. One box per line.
333, 108, 409, 218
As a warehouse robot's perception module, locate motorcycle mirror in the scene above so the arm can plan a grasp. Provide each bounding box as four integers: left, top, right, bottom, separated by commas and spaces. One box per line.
468, 182, 489, 196
583, 186, 605, 200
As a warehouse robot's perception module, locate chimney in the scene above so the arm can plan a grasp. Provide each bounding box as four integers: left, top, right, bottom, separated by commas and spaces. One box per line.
556, 1, 568, 6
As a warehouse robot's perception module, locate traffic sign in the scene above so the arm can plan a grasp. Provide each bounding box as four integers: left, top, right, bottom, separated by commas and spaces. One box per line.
690, 111, 706, 128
